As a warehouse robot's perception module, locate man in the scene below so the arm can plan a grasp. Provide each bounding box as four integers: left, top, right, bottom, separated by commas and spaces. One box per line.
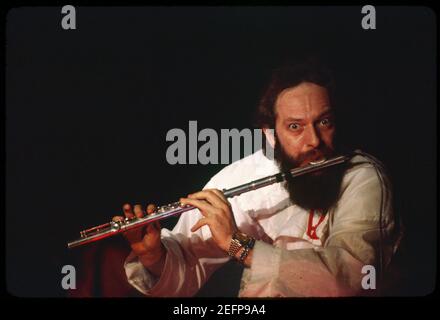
115, 57, 402, 297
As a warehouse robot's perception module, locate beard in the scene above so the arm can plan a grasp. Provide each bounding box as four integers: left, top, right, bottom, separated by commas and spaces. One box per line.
274, 137, 346, 213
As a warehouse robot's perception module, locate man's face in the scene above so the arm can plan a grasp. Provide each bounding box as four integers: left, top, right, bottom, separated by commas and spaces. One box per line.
271, 82, 343, 211
274, 82, 335, 168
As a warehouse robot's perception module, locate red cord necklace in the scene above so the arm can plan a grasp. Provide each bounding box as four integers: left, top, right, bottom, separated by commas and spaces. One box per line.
306, 209, 325, 240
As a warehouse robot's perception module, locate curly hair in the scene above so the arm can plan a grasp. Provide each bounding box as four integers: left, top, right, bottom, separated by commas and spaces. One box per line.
254, 56, 335, 129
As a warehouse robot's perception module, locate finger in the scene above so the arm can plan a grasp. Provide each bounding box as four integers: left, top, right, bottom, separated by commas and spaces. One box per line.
146, 204, 159, 231
190, 218, 209, 232
133, 204, 145, 219
146, 220, 161, 234
188, 190, 228, 209
112, 215, 124, 222
210, 189, 229, 204
146, 203, 157, 214
123, 203, 135, 219
180, 197, 213, 217
145, 205, 160, 232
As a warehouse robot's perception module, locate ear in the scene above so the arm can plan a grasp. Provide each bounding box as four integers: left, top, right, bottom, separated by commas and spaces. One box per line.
263, 127, 276, 148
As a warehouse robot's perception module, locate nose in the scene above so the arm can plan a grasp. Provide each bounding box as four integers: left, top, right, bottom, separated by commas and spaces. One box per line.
304, 125, 321, 150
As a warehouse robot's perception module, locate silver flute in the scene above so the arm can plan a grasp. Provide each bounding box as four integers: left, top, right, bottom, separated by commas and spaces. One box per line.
67, 154, 350, 248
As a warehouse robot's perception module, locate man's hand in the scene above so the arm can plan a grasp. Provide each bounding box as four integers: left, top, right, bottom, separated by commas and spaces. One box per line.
113, 203, 165, 274
180, 189, 238, 253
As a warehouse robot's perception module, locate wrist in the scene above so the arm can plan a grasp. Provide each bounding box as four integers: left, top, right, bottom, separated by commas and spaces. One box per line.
227, 231, 255, 264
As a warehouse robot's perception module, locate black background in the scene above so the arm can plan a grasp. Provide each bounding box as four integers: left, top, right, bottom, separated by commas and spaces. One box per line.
6, 6, 436, 297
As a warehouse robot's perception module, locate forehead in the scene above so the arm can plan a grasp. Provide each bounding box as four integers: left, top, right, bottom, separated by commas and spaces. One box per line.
275, 82, 331, 119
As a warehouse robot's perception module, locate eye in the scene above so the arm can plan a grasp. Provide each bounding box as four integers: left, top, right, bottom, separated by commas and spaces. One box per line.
319, 118, 332, 127
288, 123, 301, 131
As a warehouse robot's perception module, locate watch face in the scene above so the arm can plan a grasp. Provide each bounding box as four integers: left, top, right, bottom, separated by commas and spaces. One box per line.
235, 232, 250, 245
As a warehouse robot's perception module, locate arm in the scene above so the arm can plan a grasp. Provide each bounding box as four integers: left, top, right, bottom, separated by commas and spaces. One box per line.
239, 165, 402, 297
124, 182, 231, 297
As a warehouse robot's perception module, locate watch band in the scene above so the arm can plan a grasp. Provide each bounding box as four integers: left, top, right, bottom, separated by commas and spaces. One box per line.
228, 232, 249, 257
227, 237, 243, 257
227, 231, 255, 260
239, 237, 256, 263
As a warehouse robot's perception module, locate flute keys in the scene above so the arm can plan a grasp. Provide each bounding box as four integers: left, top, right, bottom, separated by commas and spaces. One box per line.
156, 206, 166, 213
170, 202, 180, 209
177, 202, 191, 208
156, 202, 181, 213
110, 221, 121, 231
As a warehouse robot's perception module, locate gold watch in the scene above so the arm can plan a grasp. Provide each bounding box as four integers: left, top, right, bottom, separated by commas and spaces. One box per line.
227, 232, 252, 257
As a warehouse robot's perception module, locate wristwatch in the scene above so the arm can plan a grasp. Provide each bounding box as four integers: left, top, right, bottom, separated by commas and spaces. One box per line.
227, 231, 253, 258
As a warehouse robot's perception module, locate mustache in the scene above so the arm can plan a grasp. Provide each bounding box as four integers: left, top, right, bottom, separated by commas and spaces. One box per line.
282, 146, 334, 169
272, 131, 335, 170
296, 149, 328, 164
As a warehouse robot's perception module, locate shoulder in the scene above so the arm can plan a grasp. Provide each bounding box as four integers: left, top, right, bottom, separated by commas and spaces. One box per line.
335, 150, 393, 222
341, 150, 391, 194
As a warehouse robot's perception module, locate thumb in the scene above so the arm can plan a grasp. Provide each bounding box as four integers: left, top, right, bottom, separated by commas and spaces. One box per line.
146, 220, 160, 235
191, 218, 208, 233
123, 225, 147, 243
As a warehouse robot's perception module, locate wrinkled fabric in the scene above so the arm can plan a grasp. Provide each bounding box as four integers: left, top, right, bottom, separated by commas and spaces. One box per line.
124, 150, 402, 297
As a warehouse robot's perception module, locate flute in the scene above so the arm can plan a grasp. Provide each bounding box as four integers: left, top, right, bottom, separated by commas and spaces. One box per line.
67, 154, 350, 248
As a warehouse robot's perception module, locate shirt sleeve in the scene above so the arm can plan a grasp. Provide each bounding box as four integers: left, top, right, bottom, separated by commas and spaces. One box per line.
123, 180, 231, 297
240, 164, 402, 297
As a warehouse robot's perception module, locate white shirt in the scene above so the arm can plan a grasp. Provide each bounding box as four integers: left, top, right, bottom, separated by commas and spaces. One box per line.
124, 149, 402, 297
